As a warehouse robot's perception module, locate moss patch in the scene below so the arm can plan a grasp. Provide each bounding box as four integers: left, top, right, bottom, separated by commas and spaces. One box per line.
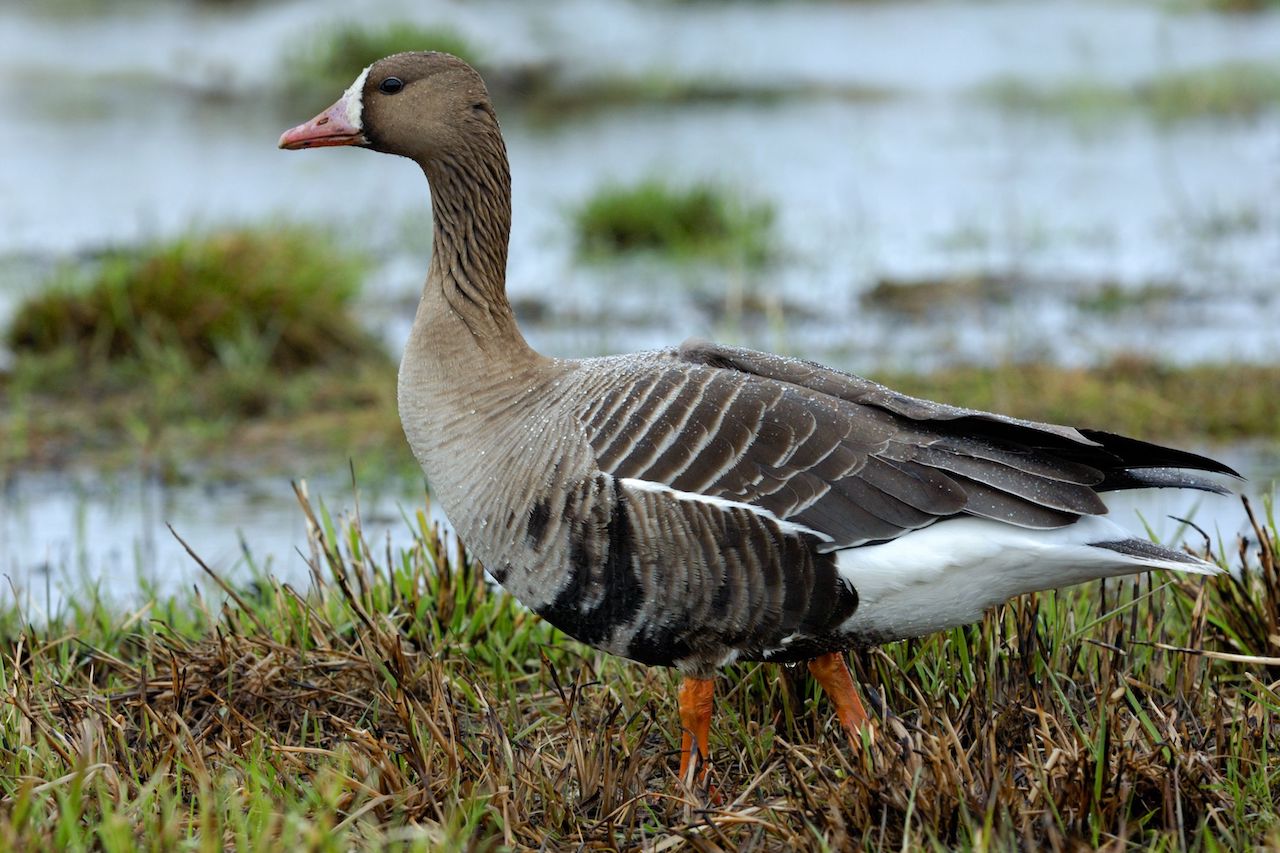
573, 179, 775, 264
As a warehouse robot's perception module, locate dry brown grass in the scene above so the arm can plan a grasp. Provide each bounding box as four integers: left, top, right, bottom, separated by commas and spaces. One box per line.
2, 487, 1278, 850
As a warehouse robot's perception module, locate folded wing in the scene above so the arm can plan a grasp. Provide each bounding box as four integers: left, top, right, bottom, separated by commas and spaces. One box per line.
577, 340, 1236, 549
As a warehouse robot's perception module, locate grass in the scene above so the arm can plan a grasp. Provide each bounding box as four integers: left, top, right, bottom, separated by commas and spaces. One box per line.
525, 74, 790, 115
1146, 62, 1280, 122
0, 228, 406, 475
860, 274, 1016, 316
861, 275, 1191, 318
1182, 0, 1280, 11
283, 22, 482, 113
1, 484, 1278, 849
519, 75, 894, 118
880, 358, 1280, 442
1073, 281, 1184, 314
7, 228, 369, 371
5, 331, 1280, 472
573, 179, 775, 264
978, 60, 1280, 124
0, 230, 1274, 468
978, 78, 1133, 125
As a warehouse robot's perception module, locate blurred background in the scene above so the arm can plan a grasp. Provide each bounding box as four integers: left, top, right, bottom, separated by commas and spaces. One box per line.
1, 0, 1277, 610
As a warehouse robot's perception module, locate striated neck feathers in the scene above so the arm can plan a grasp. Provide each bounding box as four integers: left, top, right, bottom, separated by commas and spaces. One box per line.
420, 119, 521, 344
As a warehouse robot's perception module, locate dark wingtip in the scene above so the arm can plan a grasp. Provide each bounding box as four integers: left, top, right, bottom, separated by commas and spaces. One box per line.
1078, 429, 1243, 479
1098, 468, 1235, 495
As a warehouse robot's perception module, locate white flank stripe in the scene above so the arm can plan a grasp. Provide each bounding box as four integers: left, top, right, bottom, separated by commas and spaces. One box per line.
714, 649, 740, 668
343, 65, 372, 130
834, 515, 1218, 642
618, 477, 833, 543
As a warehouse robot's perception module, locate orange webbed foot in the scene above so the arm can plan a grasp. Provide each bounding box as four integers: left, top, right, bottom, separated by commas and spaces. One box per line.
808, 651, 875, 747
677, 676, 721, 799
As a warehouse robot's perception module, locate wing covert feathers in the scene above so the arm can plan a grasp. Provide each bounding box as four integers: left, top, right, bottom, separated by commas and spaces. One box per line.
574, 342, 1236, 550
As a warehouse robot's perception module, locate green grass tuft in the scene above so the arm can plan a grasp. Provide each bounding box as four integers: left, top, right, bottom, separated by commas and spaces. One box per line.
8, 227, 369, 372
1145, 61, 1280, 122
861, 273, 1016, 316
0, 228, 403, 473
572, 179, 775, 264
283, 21, 481, 113
977, 77, 1133, 124
1073, 281, 1183, 314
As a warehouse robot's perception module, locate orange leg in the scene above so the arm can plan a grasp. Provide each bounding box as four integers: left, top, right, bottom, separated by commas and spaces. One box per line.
678, 676, 715, 781
807, 651, 873, 744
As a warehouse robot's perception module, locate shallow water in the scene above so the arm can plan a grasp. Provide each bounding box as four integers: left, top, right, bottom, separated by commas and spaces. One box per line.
0, 468, 438, 614
1, 0, 1278, 599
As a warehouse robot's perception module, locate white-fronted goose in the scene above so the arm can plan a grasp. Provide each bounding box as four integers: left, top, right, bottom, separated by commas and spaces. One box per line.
279, 53, 1236, 781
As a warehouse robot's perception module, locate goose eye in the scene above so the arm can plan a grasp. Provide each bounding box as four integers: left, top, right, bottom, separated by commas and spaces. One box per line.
378, 77, 404, 95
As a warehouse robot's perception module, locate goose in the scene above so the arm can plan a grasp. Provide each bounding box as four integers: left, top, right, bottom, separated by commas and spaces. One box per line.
279, 52, 1236, 782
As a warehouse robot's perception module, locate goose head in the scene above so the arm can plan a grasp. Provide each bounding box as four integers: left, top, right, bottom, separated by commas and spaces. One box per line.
278, 51, 498, 164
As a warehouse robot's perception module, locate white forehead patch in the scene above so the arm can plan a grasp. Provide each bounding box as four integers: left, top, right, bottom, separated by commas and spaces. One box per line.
343, 65, 372, 129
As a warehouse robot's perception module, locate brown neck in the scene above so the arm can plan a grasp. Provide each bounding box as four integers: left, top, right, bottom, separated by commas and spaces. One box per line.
420, 123, 524, 348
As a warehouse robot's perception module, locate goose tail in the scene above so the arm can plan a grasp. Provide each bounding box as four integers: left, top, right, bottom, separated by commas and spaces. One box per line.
1086, 536, 1222, 576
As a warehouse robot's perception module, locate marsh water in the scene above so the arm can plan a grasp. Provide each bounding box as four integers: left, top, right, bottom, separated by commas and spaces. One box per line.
2, 0, 1278, 605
